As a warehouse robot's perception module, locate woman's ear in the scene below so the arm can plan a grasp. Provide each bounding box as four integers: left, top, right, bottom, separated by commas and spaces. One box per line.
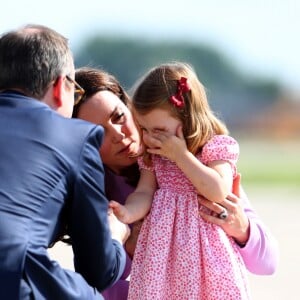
52, 76, 63, 107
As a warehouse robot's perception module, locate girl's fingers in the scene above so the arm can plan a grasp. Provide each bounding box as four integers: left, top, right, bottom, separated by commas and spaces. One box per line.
151, 133, 168, 143
143, 134, 161, 148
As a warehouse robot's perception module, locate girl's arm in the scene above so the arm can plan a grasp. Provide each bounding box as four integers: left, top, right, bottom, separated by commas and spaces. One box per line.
147, 127, 231, 203
110, 168, 157, 224
175, 153, 232, 203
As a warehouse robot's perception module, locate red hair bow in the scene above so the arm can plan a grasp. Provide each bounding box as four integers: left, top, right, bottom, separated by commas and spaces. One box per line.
169, 77, 191, 108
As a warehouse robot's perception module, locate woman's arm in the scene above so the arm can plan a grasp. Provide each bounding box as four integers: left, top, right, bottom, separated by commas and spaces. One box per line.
235, 183, 279, 275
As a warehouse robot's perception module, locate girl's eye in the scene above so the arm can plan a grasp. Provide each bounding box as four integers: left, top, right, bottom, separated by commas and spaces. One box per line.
153, 129, 166, 133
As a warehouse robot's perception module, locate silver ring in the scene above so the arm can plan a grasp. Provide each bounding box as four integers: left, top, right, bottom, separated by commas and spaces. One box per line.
219, 208, 228, 220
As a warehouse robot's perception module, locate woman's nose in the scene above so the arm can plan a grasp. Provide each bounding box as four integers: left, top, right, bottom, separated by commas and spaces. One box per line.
111, 125, 126, 143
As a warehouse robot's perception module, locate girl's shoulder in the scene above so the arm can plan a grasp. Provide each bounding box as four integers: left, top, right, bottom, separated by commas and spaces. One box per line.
137, 155, 155, 172
207, 134, 239, 148
200, 134, 239, 164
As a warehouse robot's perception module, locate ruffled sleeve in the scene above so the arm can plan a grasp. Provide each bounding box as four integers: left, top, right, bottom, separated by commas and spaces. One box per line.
200, 135, 239, 177
137, 156, 154, 172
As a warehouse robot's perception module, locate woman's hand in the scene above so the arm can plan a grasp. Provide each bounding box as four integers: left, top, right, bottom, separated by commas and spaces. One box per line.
198, 174, 250, 245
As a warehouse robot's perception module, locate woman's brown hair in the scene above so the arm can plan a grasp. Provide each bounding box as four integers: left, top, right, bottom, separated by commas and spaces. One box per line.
72, 67, 130, 118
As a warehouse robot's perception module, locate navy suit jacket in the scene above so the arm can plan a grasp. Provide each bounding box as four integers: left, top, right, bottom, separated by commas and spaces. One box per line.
0, 92, 126, 299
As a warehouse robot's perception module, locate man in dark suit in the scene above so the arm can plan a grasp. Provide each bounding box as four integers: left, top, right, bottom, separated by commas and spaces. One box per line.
0, 24, 129, 299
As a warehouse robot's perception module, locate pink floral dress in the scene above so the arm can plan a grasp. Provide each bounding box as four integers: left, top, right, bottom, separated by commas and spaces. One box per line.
128, 135, 251, 300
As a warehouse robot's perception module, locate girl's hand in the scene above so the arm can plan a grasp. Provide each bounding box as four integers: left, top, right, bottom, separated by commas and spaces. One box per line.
198, 174, 250, 246
109, 200, 131, 224
146, 125, 188, 162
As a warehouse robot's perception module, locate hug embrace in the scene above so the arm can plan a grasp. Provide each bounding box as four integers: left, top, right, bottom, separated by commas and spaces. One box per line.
0, 23, 278, 300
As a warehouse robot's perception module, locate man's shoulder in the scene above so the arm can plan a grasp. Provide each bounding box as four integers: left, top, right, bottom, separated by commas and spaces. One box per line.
62, 117, 104, 138
56, 117, 104, 153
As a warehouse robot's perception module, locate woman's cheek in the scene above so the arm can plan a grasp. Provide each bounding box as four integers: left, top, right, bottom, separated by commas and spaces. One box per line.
99, 141, 111, 163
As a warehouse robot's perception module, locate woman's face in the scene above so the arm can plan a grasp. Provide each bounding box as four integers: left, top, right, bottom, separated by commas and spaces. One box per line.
76, 91, 141, 173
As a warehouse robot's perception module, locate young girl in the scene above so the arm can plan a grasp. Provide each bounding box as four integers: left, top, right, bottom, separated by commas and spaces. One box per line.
110, 62, 251, 299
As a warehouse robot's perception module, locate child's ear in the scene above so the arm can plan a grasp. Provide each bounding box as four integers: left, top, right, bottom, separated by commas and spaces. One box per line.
53, 76, 64, 107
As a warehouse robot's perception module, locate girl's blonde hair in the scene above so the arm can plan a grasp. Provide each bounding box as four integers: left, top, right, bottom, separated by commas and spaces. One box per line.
131, 61, 228, 154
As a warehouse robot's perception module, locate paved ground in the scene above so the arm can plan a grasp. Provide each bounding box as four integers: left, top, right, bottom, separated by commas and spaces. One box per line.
49, 186, 299, 300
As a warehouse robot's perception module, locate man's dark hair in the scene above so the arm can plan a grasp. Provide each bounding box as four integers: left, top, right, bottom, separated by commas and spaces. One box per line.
0, 24, 73, 99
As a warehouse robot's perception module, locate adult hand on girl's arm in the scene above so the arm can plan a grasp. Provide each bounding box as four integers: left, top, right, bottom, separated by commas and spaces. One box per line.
108, 209, 131, 244
199, 174, 279, 275
199, 174, 250, 245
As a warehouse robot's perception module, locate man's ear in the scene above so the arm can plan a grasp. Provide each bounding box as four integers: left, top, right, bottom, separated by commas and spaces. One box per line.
53, 76, 64, 107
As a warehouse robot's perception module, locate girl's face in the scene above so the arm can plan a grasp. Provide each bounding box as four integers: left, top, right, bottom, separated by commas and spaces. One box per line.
135, 108, 182, 149
76, 91, 141, 173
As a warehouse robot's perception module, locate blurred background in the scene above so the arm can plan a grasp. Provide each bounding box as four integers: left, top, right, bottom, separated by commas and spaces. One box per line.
2, 0, 299, 298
